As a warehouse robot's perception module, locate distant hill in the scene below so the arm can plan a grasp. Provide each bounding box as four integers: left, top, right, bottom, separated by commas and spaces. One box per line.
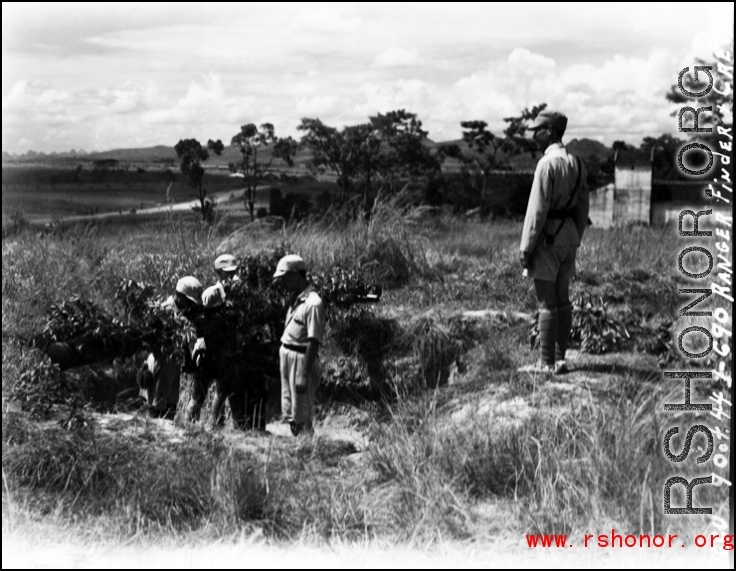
85, 145, 176, 163
566, 138, 613, 161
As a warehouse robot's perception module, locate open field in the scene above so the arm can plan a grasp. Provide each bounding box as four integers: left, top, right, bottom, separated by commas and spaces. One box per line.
2, 166, 336, 221
2, 205, 731, 566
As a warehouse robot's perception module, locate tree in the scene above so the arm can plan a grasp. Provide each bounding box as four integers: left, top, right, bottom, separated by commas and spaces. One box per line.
666, 55, 732, 129
638, 133, 686, 180
661, 45, 733, 180
297, 111, 440, 206
297, 118, 370, 202
174, 138, 224, 223
230, 123, 297, 221
439, 103, 547, 202
367, 109, 440, 197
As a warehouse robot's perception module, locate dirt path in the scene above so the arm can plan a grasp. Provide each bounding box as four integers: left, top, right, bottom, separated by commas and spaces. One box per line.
29, 185, 269, 225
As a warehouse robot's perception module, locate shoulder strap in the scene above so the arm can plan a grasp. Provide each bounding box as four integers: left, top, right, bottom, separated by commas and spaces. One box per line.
544, 155, 583, 242
561, 155, 582, 211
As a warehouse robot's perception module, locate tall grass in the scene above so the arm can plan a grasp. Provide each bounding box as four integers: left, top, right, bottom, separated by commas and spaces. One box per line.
4, 205, 725, 546
284, 200, 435, 287
368, 375, 726, 537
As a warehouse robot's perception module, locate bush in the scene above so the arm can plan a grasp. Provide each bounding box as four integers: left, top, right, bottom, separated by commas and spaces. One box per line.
284, 192, 312, 221
328, 306, 400, 392
268, 187, 283, 216
2, 210, 29, 238
315, 190, 334, 214
256, 206, 268, 219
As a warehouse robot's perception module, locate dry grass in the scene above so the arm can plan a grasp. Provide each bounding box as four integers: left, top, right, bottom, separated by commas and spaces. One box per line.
2, 202, 730, 550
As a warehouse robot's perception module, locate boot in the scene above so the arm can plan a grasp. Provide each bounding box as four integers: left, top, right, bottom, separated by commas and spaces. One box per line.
555, 303, 573, 374
517, 308, 557, 374
539, 308, 558, 367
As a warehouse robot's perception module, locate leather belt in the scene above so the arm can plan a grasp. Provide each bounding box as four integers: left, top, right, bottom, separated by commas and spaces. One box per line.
282, 344, 307, 354
547, 207, 576, 220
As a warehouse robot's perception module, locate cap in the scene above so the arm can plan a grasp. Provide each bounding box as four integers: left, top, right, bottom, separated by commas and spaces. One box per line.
175, 276, 203, 304
201, 283, 225, 308
527, 110, 568, 133
214, 254, 238, 272
273, 254, 306, 278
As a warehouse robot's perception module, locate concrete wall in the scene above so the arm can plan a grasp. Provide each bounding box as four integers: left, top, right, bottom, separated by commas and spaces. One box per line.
588, 183, 615, 228
614, 166, 651, 225
651, 203, 732, 226
587, 166, 729, 228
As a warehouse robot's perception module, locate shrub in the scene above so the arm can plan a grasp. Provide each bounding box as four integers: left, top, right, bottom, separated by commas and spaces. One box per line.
269, 187, 283, 216
2, 210, 29, 238
280, 192, 312, 221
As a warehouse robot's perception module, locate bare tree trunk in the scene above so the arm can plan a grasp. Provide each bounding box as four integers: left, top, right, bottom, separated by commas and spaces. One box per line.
198, 181, 208, 222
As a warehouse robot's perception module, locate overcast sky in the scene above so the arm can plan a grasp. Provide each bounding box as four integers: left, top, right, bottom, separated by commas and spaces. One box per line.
2, 2, 733, 154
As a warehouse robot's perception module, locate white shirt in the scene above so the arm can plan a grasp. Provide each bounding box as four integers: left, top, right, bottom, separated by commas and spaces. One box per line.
520, 142, 589, 252
280, 285, 326, 347
201, 275, 241, 308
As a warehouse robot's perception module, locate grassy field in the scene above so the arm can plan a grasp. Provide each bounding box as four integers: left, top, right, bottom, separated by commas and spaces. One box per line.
2, 203, 731, 564
1, 166, 335, 220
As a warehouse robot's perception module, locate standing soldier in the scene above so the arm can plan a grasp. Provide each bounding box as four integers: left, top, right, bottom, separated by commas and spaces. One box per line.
183, 291, 249, 429
201, 253, 241, 308
273, 255, 326, 436
518, 110, 589, 375
136, 275, 203, 418
198, 253, 269, 431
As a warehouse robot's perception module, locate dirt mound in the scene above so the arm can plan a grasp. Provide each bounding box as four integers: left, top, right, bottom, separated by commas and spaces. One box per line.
215, 217, 286, 254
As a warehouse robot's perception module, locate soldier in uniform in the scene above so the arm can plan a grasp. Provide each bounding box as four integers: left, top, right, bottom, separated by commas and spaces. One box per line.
273, 254, 326, 436
201, 253, 242, 308
518, 110, 590, 374
195, 253, 269, 431
136, 275, 203, 418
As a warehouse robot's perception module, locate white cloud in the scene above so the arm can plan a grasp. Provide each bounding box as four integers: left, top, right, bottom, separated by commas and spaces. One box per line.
3, 3, 733, 153
419, 47, 686, 145
359, 79, 432, 112
286, 7, 362, 34
295, 95, 340, 117
507, 48, 556, 74
14, 137, 32, 149
373, 48, 420, 68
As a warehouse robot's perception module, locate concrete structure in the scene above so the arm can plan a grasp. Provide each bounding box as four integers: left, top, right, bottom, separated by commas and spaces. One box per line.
589, 149, 653, 228
651, 202, 732, 226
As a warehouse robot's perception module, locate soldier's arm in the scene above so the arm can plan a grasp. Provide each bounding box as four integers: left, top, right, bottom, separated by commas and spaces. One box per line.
573, 160, 590, 241
520, 160, 552, 253
296, 300, 326, 391
303, 339, 320, 373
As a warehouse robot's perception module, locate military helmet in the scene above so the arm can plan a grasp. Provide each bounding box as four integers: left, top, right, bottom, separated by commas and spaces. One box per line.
175, 276, 203, 304
214, 254, 238, 271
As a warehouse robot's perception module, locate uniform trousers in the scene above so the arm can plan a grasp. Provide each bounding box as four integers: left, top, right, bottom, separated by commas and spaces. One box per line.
279, 345, 320, 426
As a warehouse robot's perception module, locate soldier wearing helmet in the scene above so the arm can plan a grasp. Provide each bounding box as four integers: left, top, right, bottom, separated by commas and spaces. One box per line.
273, 254, 326, 436
185, 258, 268, 431
137, 276, 204, 419
201, 253, 242, 308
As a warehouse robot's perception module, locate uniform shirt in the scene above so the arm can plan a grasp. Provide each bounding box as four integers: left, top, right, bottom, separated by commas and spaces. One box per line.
160, 295, 177, 310
201, 275, 241, 308
520, 142, 590, 253
280, 285, 326, 347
